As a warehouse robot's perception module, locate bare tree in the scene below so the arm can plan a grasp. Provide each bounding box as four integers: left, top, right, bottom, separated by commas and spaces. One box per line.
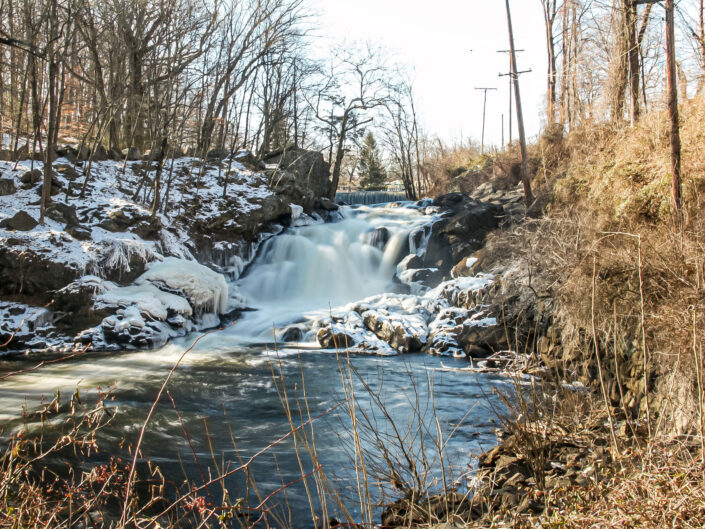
310, 45, 389, 200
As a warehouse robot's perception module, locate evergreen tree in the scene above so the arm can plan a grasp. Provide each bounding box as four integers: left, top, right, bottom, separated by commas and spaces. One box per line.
357, 132, 387, 190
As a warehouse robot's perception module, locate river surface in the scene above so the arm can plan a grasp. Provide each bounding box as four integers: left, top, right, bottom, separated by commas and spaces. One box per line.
0, 203, 509, 527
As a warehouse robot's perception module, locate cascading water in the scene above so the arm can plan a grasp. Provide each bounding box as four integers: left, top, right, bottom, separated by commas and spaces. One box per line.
219, 204, 438, 342
0, 201, 509, 526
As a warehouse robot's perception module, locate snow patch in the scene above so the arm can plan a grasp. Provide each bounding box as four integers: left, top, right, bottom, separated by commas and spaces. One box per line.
138, 257, 228, 315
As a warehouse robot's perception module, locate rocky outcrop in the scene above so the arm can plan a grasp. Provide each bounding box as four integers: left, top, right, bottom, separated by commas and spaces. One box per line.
425, 193, 504, 275
0, 148, 333, 353
262, 146, 331, 201
0, 245, 81, 301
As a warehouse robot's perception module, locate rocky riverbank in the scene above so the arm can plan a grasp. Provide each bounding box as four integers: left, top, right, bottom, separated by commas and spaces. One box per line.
0, 146, 336, 352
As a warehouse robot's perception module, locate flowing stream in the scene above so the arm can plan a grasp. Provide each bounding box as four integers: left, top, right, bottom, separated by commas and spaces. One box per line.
0, 203, 509, 526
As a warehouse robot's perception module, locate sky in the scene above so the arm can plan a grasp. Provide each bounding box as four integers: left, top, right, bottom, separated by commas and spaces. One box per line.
310, 0, 549, 148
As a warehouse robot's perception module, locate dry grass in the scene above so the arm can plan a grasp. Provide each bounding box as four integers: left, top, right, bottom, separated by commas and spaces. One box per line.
545, 443, 705, 528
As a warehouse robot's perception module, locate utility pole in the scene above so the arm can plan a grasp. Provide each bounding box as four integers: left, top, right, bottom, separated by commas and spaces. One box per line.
475, 87, 497, 154
497, 48, 524, 147
505, 0, 533, 204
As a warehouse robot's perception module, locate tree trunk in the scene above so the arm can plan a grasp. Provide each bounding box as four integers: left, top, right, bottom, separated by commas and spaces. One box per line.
626, 0, 640, 124
41, 0, 59, 224
665, 0, 682, 219
328, 114, 348, 200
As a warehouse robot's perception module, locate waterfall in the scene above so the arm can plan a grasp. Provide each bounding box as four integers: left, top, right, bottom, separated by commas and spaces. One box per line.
230, 203, 437, 340
336, 191, 409, 205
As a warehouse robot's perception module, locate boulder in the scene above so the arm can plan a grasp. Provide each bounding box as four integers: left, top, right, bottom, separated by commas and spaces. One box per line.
262, 147, 331, 200
425, 193, 503, 273
362, 226, 390, 249
0, 210, 38, 231
98, 206, 149, 232
73, 143, 92, 162
20, 169, 42, 185
397, 254, 424, 273
101, 307, 171, 349
280, 325, 304, 342
90, 144, 109, 162
14, 144, 28, 160
54, 163, 80, 181
53, 276, 111, 331
315, 197, 339, 211
0, 246, 80, 300
0, 178, 16, 195
131, 218, 163, 240
65, 224, 91, 240
36, 173, 63, 196
56, 144, 78, 161
317, 326, 356, 349
121, 147, 142, 161
31, 148, 58, 163
46, 202, 80, 227
362, 310, 427, 353
206, 147, 228, 160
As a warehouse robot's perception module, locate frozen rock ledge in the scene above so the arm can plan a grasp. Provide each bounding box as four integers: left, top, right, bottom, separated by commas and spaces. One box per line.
78, 257, 230, 350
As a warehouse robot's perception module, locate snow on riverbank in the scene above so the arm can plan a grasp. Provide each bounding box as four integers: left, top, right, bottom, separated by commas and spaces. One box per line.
0, 154, 284, 352
308, 275, 497, 357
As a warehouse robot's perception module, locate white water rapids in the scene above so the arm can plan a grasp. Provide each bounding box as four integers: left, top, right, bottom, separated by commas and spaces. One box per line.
215, 203, 436, 344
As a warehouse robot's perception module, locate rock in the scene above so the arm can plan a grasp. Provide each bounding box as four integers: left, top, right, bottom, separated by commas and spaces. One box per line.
101, 307, 171, 349
54, 163, 80, 181
121, 147, 142, 161
36, 173, 63, 196
403, 268, 443, 285
425, 193, 503, 273
66, 224, 92, 240
315, 197, 339, 211
46, 202, 80, 227
14, 144, 28, 160
262, 147, 331, 200
0, 246, 80, 300
280, 325, 304, 342
0, 178, 16, 195
30, 148, 59, 163
397, 254, 424, 273
20, 169, 43, 185
317, 327, 355, 348
131, 218, 162, 240
0, 210, 38, 231
231, 150, 259, 168
73, 144, 92, 162
53, 276, 111, 331
90, 144, 109, 162
361, 227, 390, 250
362, 310, 427, 353
206, 148, 228, 160
99, 206, 149, 232
109, 148, 123, 161
451, 250, 488, 278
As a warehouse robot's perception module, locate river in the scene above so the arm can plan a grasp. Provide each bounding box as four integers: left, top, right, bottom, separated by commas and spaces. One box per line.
0, 202, 509, 527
